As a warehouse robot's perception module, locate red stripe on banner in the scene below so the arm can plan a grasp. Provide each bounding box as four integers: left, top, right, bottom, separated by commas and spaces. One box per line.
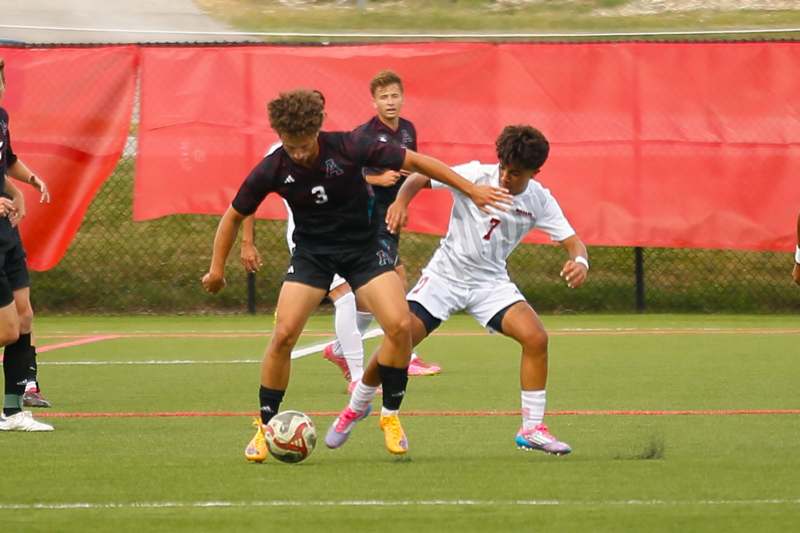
34, 409, 800, 419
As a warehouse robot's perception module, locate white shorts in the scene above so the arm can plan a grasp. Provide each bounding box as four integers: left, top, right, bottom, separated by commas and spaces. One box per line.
406, 269, 525, 329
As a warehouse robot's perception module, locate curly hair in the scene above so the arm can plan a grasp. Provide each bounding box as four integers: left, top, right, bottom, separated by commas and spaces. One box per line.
495, 125, 549, 171
370, 70, 403, 96
267, 89, 325, 138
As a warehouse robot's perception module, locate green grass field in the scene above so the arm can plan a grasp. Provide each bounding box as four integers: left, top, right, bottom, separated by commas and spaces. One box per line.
196, 0, 800, 40
2, 314, 799, 532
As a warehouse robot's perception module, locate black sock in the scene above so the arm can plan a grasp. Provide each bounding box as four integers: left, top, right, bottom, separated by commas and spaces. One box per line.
3, 336, 29, 416
27, 343, 39, 390
378, 363, 409, 411
259, 386, 285, 425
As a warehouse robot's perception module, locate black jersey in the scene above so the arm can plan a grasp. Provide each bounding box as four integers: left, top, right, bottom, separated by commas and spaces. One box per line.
232, 130, 405, 254
352, 116, 418, 211
0, 108, 19, 244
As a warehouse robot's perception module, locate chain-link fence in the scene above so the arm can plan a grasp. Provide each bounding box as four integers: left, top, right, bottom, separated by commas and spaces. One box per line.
29, 134, 800, 314
16, 42, 799, 314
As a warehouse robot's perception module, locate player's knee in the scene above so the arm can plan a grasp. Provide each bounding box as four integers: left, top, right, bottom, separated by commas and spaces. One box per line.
271, 322, 302, 351
382, 313, 412, 344
521, 328, 548, 356
17, 306, 33, 333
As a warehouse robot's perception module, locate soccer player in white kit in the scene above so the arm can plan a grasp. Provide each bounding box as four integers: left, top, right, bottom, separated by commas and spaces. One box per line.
326, 124, 587, 455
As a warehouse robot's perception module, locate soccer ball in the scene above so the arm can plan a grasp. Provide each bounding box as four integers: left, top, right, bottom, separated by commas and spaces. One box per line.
264, 410, 317, 464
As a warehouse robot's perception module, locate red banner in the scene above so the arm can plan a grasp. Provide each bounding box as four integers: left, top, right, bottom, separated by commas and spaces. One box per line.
135, 43, 800, 252
1, 46, 137, 270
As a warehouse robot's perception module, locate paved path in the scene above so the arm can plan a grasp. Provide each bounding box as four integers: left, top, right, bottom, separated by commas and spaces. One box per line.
0, 0, 249, 43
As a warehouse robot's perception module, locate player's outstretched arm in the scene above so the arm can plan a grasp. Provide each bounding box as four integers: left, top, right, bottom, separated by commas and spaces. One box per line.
385, 172, 431, 234
793, 212, 800, 285
240, 215, 263, 273
7, 159, 50, 204
401, 150, 512, 213
559, 235, 589, 289
203, 206, 245, 293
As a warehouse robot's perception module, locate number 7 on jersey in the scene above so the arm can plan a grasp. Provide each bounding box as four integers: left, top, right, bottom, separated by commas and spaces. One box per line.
483, 217, 501, 240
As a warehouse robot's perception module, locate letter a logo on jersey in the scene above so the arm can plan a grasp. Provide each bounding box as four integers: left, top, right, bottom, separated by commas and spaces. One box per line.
324, 158, 344, 178
376, 250, 392, 267
284, 174, 295, 184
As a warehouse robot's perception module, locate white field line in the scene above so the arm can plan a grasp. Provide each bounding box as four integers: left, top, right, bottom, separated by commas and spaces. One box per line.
0, 499, 798, 511
38, 328, 385, 366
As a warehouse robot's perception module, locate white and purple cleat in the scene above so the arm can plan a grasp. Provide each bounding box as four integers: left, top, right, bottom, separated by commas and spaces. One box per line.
515, 424, 572, 455
325, 405, 372, 449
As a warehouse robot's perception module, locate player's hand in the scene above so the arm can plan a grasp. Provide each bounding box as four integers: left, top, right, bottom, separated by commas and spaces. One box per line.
560, 259, 588, 289
30, 175, 50, 203
366, 170, 402, 187
240, 242, 263, 273
9, 194, 25, 227
793, 263, 800, 285
469, 184, 513, 214
202, 271, 226, 293
386, 200, 408, 235
0, 197, 17, 219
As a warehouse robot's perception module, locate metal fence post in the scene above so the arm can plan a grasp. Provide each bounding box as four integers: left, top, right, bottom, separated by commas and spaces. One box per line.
635, 246, 646, 312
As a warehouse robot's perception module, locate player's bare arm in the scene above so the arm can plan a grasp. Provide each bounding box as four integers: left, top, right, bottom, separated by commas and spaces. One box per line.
365, 169, 402, 187
401, 150, 512, 214
793, 212, 800, 285
202, 206, 246, 293
7, 159, 50, 204
240, 215, 263, 273
558, 235, 589, 289
385, 172, 431, 234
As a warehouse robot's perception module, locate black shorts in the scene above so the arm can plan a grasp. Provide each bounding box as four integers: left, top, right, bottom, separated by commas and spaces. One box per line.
285, 243, 396, 291
376, 229, 401, 267
0, 237, 30, 307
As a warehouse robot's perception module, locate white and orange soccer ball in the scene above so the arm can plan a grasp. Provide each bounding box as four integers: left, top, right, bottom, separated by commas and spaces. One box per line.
264, 410, 317, 463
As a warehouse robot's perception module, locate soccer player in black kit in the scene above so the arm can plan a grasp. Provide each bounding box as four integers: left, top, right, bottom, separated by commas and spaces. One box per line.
202, 89, 510, 460
319, 70, 442, 383
0, 57, 53, 432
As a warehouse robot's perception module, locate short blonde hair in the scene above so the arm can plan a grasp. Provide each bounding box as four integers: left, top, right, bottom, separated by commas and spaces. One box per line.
370, 70, 403, 96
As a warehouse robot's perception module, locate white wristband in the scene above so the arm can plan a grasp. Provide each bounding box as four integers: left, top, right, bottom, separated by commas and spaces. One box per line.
574, 256, 589, 270
795, 245, 800, 264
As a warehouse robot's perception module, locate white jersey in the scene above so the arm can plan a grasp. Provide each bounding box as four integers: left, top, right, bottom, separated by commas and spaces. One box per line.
425, 161, 575, 287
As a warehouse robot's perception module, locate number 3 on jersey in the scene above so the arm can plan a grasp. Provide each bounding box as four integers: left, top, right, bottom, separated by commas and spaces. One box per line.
311, 185, 328, 205
483, 217, 501, 240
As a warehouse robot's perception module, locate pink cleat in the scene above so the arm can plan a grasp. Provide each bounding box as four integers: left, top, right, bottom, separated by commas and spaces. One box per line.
323, 343, 351, 382
515, 424, 572, 455
408, 356, 441, 376
325, 405, 372, 449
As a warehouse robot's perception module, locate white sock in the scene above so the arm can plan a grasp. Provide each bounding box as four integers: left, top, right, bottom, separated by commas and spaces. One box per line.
410, 352, 419, 362
381, 407, 398, 417
356, 311, 373, 336
333, 292, 364, 382
521, 389, 546, 430
349, 381, 379, 413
